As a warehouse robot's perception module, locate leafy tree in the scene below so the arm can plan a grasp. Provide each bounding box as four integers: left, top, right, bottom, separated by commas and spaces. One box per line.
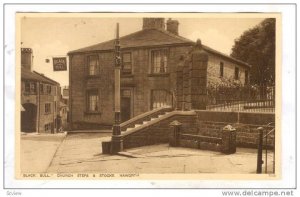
231, 18, 275, 86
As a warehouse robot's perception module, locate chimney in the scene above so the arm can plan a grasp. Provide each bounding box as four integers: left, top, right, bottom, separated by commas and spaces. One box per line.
166, 18, 179, 35
21, 48, 33, 71
143, 18, 165, 30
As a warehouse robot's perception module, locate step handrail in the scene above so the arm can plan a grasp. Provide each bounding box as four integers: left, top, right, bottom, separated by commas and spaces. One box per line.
120, 107, 172, 129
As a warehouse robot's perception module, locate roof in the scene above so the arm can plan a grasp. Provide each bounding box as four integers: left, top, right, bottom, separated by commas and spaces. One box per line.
69, 28, 193, 54
68, 28, 251, 68
21, 68, 60, 85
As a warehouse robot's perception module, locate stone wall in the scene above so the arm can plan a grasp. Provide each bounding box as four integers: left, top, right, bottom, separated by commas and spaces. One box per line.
195, 110, 275, 148
118, 110, 275, 150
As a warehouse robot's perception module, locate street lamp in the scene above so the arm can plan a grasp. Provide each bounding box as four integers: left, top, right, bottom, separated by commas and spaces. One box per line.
111, 23, 123, 154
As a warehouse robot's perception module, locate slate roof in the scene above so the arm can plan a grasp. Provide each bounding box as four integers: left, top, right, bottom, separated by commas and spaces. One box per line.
68, 28, 251, 68
21, 68, 60, 85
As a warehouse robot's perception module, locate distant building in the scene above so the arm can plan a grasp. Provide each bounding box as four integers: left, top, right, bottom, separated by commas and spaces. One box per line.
68, 18, 251, 130
21, 48, 61, 133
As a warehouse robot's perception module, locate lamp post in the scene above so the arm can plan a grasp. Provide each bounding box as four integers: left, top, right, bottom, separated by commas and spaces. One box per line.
111, 23, 123, 154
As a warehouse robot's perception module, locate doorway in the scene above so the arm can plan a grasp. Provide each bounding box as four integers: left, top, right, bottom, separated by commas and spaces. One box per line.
21, 103, 37, 132
121, 89, 132, 122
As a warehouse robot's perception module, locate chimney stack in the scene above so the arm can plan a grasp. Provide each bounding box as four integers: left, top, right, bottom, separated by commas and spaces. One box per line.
143, 18, 165, 30
21, 48, 33, 71
166, 18, 179, 35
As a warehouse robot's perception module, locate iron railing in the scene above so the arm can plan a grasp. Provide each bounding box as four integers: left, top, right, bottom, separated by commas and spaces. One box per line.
206, 85, 275, 112
256, 122, 275, 174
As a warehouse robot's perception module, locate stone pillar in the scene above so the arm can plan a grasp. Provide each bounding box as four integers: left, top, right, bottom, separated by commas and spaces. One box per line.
182, 60, 191, 110
221, 125, 237, 154
189, 39, 208, 110
176, 57, 184, 110
169, 120, 182, 147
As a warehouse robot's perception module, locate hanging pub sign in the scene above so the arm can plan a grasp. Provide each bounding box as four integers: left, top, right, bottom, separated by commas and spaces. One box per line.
53, 57, 67, 71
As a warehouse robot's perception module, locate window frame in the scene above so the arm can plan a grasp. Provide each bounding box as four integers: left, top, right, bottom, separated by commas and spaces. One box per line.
24, 81, 36, 94
234, 66, 240, 80
46, 85, 52, 95
87, 55, 100, 77
150, 89, 172, 110
45, 103, 51, 114
122, 52, 133, 75
86, 89, 100, 113
220, 62, 224, 77
150, 48, 169, 74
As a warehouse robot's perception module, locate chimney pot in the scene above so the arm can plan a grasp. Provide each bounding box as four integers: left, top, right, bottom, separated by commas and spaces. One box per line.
166, 18, 179, 35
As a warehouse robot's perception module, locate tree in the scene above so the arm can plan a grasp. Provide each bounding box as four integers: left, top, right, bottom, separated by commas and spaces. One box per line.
231, 18, 275, 86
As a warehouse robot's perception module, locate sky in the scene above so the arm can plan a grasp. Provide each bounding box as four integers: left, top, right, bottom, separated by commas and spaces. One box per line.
20, 16, 265, 87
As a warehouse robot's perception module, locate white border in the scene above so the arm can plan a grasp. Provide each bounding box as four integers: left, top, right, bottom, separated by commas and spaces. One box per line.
2, 2, 297, 190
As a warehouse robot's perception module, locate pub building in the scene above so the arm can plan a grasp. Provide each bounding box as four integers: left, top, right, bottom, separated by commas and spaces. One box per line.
21, 48, 61, 133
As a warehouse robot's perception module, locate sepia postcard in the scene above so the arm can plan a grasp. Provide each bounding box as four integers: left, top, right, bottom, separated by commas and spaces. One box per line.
15, 12, 281, 181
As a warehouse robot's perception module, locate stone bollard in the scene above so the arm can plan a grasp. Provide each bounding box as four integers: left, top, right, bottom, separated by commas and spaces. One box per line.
222, 125, 237, 154
102, 141, 112, 154
169, 120, 182, 147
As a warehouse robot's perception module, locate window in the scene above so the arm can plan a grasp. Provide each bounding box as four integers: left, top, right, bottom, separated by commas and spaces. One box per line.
25, 82, 30, 93
220, 62, 224, 77
122, 52, 132, 74
44, 123, 52, 132
47, 85, 52, 94
245, 70, 249, 84
87, 90, 99, 112
24, 82, 36, 94
45, 103, 51, 114
88, 55, 99, 76
151, 49, 168, 74
151, 90, 172, 109
40, 84, 44, 94
234, 67, 239, 80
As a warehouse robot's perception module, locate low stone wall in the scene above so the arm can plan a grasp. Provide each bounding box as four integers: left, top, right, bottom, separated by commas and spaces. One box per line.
195, 110, 275, 148
103, 110, 275, 153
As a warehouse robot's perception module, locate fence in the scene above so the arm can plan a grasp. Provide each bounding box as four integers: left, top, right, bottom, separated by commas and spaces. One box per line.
256, 122, 275, 174
206, 85, 275, 112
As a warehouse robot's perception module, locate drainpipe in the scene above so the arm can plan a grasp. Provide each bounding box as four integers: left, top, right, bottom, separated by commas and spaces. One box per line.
37, 82, 40, 133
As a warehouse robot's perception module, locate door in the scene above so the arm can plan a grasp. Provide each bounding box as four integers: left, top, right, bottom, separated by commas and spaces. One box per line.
21, 103, 37, 132
121, 97, 131, 122
121, 89, 131, 122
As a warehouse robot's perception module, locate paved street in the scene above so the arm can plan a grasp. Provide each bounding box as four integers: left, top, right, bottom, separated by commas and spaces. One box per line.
20, 132, 67, 173
47, 133, 274, 174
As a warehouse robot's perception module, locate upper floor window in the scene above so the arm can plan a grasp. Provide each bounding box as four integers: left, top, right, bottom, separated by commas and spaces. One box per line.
88, 55, 99, 76
45, 103, 51, 114
151, 49, 168, 74
24, 82, 36, 94
87, 89, 99, 112
245, 70, 249, 84
122, 52, 132, 74
40, 84, 44, 94
234, 67, 240, 80
47, 85, 52, 94
220, 62, 224, 77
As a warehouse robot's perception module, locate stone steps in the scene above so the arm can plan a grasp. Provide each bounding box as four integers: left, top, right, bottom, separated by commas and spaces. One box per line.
123, 111, 170, 132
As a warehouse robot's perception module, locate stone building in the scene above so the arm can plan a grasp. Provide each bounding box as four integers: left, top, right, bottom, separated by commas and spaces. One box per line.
68, 18, 251, 129
21, 48, 61, 133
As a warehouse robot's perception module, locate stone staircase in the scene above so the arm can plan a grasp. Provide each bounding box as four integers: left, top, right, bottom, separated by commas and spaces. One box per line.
123, 111, 171, 133
120, 107, 172, 132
